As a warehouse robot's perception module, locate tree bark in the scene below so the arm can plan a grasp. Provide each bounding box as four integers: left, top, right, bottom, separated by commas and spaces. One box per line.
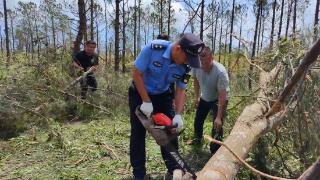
199, 0, 205, 40
213, 5, 219, 54
229, 0, 235, 53
249, 2, 262, 90
133, 0, 137, 58
314, 0, 320, 42
278, 0, 285, 40
73, 0, 86, 56
167, 0, 171, 36
9, 11, 15, 51
299, 158, 320, 180
285, 0, 293, 39
90, 0, 94, 41
159, 0, 163, 34
198, 38, 320, 179
122, 0, 126, 72
114, 0, 120, 71
218, 16, 223, 62
0, 26, 3, 55
3, 0, 10, 62
269, 0, 276, 49
51, 15, 56, 49
137, 0, 141, 53
103, 0, 108, 66
292, 0, 297, 39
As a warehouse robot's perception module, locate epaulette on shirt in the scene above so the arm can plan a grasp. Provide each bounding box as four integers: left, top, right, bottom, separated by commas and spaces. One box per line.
151, 40, 170, 50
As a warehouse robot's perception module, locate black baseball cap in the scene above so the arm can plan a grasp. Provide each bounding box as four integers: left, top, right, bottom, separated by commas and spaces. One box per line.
178, 33, 204, 68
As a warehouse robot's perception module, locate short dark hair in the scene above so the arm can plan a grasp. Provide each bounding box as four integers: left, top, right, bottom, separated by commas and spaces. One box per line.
85, 40, 96, 45
157, 33, 169, 40
200, 46, 212, 57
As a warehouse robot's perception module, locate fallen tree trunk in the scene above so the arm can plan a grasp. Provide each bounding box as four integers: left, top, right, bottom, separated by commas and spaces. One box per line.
298, 158, 320, 180
197, 39, 320, 179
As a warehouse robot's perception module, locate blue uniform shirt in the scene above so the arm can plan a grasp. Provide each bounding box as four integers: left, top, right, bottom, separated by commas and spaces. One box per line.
134, 40, 187, 95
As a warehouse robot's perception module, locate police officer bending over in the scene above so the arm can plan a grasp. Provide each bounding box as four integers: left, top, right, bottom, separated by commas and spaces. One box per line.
128, 33, 204, 179
73, 40, 99, 99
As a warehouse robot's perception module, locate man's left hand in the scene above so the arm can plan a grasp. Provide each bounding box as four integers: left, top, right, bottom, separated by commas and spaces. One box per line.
214, 118, 222, 132
91, 66, 97, 72
173, 114, 184, 133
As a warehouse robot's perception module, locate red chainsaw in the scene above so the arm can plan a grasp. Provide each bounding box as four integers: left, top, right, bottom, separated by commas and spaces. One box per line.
135, 107, 197, 179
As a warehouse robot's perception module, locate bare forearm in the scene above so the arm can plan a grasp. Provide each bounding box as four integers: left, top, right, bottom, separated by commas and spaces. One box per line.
174, 87, 185, 114
217, 89, 227, 119
133, 68, 150, 102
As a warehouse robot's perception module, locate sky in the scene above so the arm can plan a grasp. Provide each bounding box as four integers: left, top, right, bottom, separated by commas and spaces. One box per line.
0, 0, 318, 48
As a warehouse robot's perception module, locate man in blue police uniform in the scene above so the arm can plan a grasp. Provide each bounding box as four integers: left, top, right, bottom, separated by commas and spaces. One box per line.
128, 33, 204, 179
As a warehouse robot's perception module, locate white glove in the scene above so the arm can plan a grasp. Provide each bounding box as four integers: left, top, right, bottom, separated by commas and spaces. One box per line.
173, 114, 184, 132
140, 101, 153, 118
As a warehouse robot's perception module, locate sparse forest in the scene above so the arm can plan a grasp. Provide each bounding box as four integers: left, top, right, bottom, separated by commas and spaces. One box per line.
0, 0, 320, 179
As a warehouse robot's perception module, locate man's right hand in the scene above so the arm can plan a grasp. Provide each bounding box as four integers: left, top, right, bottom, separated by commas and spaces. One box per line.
140, 101, 153, 118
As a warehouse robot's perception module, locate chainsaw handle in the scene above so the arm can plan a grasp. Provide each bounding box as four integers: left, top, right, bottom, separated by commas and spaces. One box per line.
153, 124, 178, 130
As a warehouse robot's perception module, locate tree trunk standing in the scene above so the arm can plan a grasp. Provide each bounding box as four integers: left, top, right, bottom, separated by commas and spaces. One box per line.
269, 0, 276, 49
213, 5, 219, 54
108, 42, 112, 63
236, 11, 243, 65
211, 7, 214, 52
278, 0, 285, 40
133, 0, 137, 58
114, 0, 120, 71
260, 17, 265, 54
249, 2, 262, 91
229, 0, 235, 53
199, 0, 205, 40
51, 16, 56, 49
160, 0, 163, 34
35, 19, 40, 59
285, 0, 293, 39
74, 0, 86, 56
314, 0, 320, 42
218, 17, 223, 62
96, 19, 99, 54
0, 26, 3, 55
90, 0, 94, 41
122, 0, 126, 72
257, 10, 262, 55
9, 12, 15, 51
223, 25, 228, 66
44, 17, 49, 48
67, 20, 72, 51
137, 0, 141, 53
62, 29, 66, 53
3, 0, 10, 62
167, 0, 171, 36
103, 0, 108, 65
292, 0, 297, 39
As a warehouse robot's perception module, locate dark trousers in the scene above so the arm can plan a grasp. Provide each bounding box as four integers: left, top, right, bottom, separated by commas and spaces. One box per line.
194, 98, 227, 154
128, 85, 180, 178
80, 75, 97, 99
